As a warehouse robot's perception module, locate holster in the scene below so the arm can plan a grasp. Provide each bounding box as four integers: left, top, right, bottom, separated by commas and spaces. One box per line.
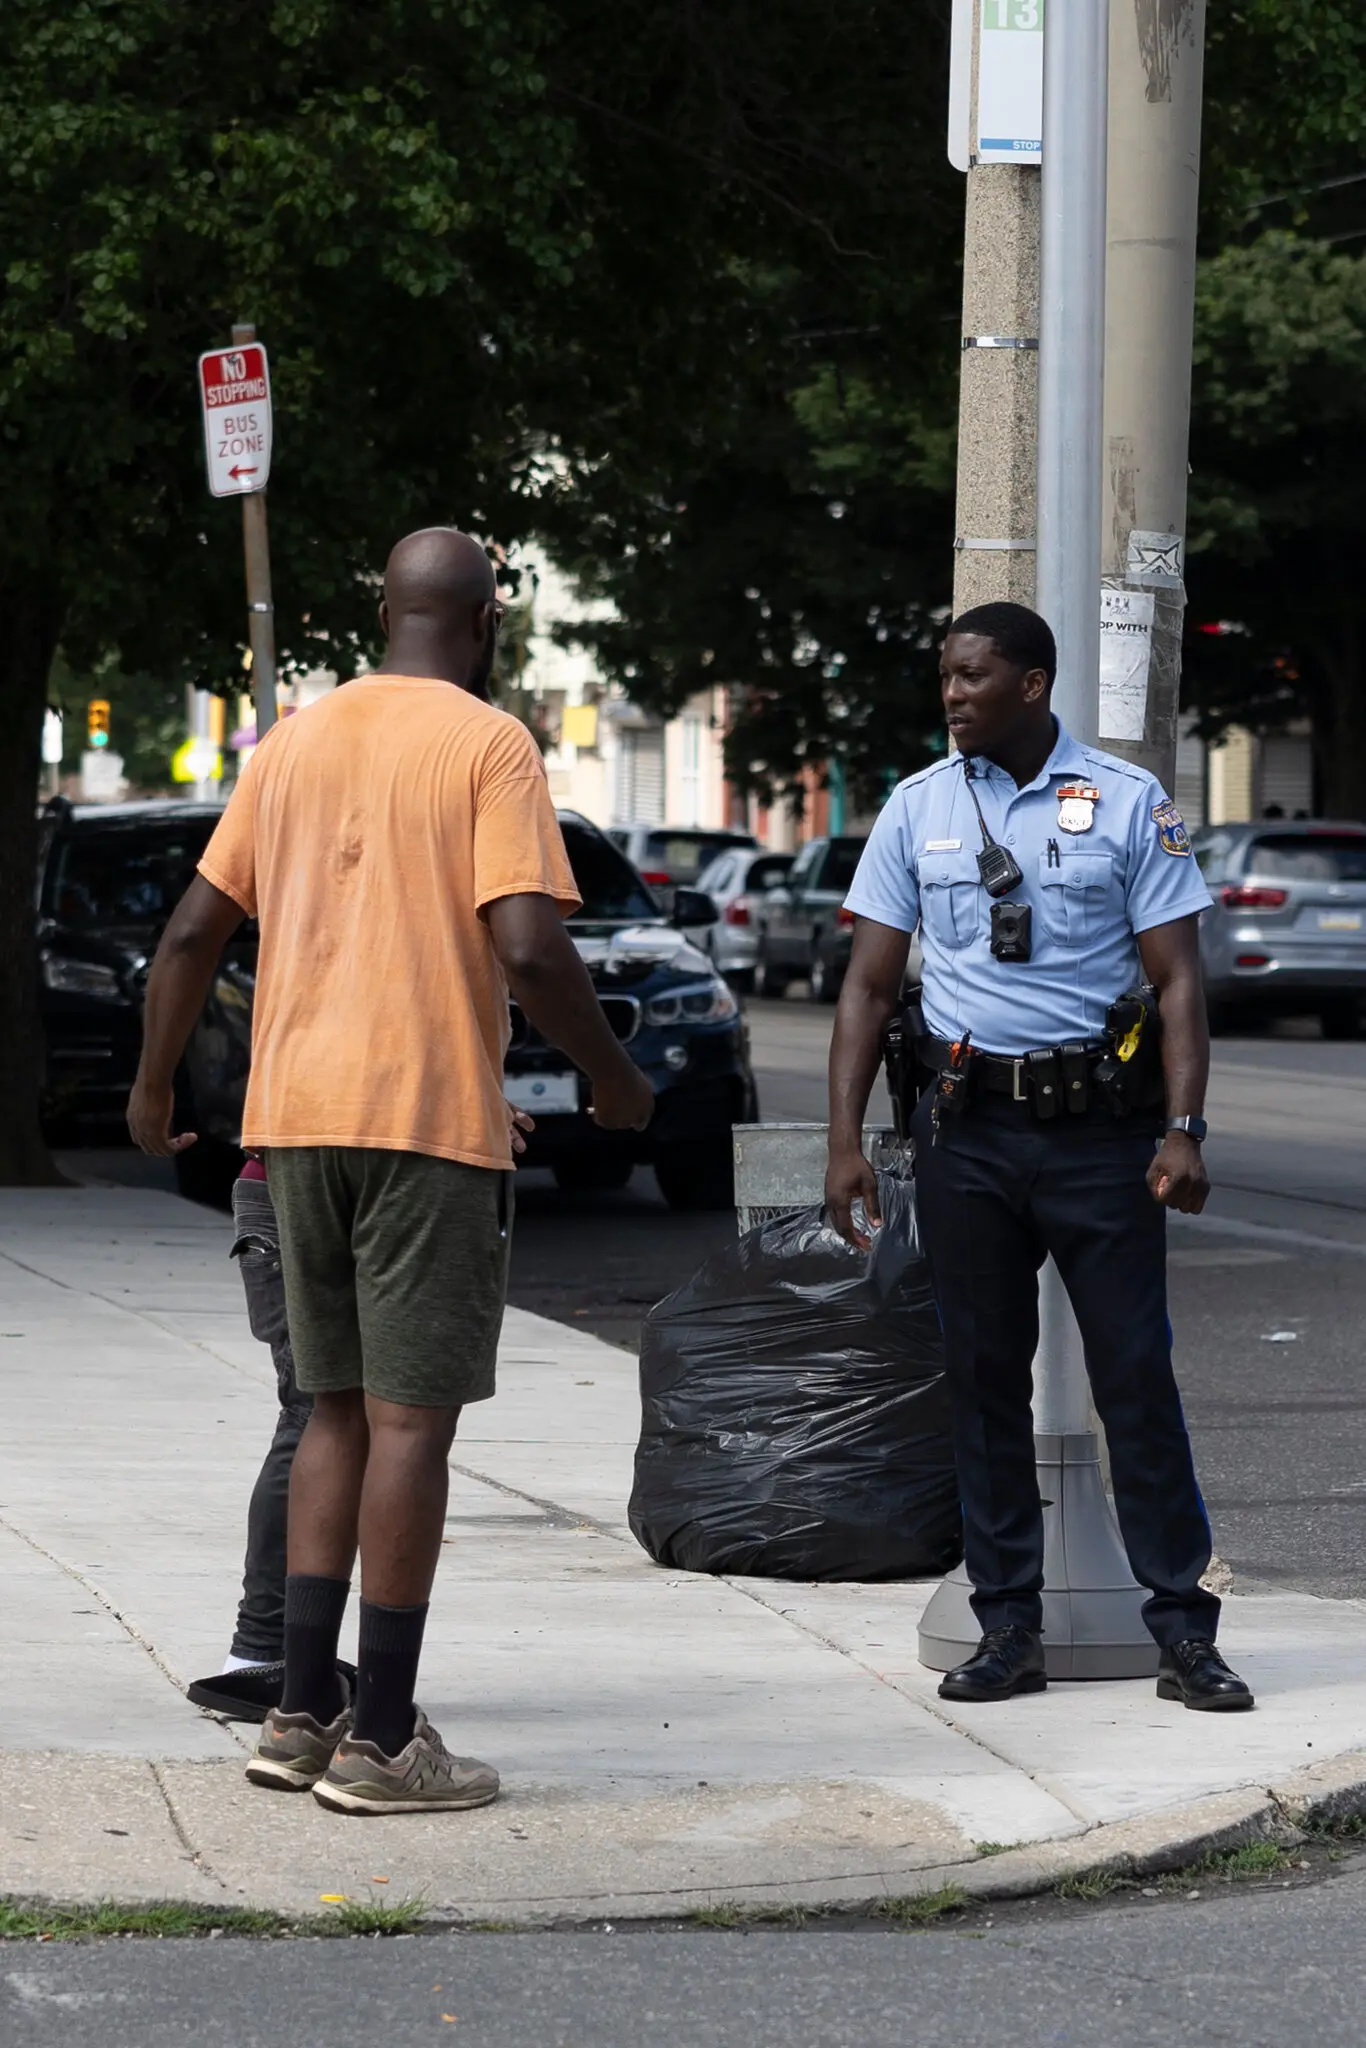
883, 984, 928, 1142
1097, 983, 1166, 1116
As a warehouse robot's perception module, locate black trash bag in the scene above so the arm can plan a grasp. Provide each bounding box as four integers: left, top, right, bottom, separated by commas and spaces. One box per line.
629, 1171, 962, 1580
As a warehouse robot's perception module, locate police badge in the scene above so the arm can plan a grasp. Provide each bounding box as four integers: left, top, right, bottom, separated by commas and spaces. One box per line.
1152, 798, 1192, 856
1057, 784, 1100, 833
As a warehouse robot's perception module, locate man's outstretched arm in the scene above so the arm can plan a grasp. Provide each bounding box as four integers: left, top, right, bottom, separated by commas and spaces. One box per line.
486, 894, 655, 1132
825, 917, 911, 1248
128, 876, 246, 1155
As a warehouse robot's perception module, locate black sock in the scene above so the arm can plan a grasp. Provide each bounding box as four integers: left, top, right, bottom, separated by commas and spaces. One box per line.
280, 1574, 350, 1721
351, 1599, 429, 1757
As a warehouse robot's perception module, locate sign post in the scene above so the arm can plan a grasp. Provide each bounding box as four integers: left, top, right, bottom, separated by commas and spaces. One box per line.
198, 324, 278, 742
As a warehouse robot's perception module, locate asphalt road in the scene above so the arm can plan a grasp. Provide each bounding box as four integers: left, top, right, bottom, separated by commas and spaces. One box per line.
9, 1858, 1366, 2047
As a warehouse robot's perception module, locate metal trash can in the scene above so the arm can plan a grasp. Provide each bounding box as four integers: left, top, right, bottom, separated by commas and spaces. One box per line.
731, 1122, 904, 1234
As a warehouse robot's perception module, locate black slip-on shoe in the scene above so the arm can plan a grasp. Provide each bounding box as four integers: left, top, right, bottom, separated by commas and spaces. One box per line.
188, 1659, 358, 1724
938, 1625, 1047, 1703
1156, 1639, 1254, 1712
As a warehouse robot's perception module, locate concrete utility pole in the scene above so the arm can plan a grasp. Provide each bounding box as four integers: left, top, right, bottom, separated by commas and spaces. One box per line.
950, 142, 1039, 608
231, 322, 279, 742
1099, 2, 1207, 793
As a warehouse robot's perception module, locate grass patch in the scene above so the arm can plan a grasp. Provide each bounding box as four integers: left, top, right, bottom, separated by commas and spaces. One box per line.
0, 1902, 285, 1943
322, 1896, 428, 1937
1302, 1812, 1366, 1844
1157, 1841, 1294, 1892
974, 1842, 1009, 1859
688, 1904, 744, 1929
1054, 1871, 1121, 1902
874, 1883, 968, 1928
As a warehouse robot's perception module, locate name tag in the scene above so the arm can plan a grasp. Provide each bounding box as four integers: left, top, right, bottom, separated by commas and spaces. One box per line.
924, 838, 962, 852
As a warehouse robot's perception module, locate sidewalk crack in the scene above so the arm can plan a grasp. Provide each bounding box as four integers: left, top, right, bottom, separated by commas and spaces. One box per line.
446, 1460, 631, 1544
147, 1762, 228, 1891
0, 1510, 191, 1703
726, 1579, 1093, 1827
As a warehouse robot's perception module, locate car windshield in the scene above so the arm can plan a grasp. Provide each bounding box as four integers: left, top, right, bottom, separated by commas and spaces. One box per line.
46, 819, 218, 929
745, 854, 793, 892
644, 831, 755, 881
822, 840, 867, 892
1246, 833, 1366, 883
561, 820, 661, 920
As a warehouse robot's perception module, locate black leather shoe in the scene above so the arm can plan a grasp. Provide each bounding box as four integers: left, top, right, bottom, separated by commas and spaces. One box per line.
938, 1625, 1047, 1703
1156, 1639, 1254, 1712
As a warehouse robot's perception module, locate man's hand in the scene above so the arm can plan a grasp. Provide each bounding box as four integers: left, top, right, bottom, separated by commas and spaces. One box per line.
1148, 1132, 1209, 1214
825, 1143, 881, 1250
127, 1078, 197, 1158
589, 1064, 655, 1132
507, 1105, 535, 1156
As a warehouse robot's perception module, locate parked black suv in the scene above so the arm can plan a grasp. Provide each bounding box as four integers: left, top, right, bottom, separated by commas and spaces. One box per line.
41, 799, 759, 1211
37, 799, 226, 1131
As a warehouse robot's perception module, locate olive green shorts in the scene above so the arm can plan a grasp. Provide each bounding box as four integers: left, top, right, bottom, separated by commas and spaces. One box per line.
264, 1147, 513, 1408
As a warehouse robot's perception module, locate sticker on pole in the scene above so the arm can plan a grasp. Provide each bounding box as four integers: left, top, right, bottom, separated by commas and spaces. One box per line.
198, 344, 272, 497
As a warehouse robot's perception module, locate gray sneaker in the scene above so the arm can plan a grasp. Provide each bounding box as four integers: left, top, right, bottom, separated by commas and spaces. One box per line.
312, 1709, 499, 1816
245, 1689, 351, 1792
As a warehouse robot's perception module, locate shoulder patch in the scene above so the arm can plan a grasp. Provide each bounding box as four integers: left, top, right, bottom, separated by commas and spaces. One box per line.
1152, 798, 1192, 857
1076, 742, 1151, 785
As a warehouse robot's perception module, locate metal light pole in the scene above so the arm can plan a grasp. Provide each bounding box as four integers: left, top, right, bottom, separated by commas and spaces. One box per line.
231, 322, 278, 743
921, 0, 1157, 1682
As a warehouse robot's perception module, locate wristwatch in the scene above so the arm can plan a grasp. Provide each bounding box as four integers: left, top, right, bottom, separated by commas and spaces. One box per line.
1165, 1116, 1208, 1143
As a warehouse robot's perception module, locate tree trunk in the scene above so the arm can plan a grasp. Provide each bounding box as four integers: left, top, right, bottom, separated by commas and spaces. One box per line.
0, 584, 67, 1184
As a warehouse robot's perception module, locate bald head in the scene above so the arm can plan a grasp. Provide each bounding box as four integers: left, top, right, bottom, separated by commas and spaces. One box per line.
379, 528, 502, 696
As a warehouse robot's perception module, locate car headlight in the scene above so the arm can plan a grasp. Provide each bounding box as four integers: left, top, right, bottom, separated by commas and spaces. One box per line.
42, 956, 123, 1000
644, 978, 739, 1028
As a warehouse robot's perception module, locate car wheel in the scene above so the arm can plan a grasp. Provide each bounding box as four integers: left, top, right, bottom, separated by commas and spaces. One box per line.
753, 948, 789, 1000
1205, 998, 1234, 1038
654, 1141, 735, 1212
1320, 998, 1361, 1041
726, 967, 755, 996
552, 1155, 634, 1193
808, 950, 843, 1005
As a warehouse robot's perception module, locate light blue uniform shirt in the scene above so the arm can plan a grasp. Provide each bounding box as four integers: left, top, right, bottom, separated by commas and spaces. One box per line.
844, 722, 1211, 1054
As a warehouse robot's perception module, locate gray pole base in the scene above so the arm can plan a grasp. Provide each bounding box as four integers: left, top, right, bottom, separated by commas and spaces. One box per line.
917, 1431, 1161, 1681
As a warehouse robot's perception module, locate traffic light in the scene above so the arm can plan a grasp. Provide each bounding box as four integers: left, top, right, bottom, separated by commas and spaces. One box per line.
87, 699, 111, 750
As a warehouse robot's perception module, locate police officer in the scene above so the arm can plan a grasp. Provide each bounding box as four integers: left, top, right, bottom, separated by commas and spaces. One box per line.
825, 601, 1253, 1712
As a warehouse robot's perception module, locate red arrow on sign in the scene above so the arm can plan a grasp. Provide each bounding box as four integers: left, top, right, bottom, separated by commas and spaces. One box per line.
228, 465, 258, 480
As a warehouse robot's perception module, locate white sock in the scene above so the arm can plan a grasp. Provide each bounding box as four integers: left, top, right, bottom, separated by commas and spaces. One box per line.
221, 1653, 269, 1674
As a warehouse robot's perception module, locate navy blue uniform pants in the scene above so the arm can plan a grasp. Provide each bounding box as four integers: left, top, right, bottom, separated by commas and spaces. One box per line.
912, 1088, 1219, 1647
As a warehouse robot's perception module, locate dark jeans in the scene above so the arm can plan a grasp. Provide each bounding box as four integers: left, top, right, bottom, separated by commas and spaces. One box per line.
229, 1176, 311, 1664
912, 1088, 1220, 1649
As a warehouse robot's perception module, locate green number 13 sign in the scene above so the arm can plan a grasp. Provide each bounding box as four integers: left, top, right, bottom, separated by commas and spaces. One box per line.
986, 0, 1042, 27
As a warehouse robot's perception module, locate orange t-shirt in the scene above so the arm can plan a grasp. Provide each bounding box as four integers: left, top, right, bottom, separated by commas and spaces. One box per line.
198, 676, 581, 1169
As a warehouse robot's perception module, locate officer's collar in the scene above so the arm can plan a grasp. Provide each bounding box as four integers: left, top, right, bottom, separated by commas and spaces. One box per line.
971, 720, 1088, 791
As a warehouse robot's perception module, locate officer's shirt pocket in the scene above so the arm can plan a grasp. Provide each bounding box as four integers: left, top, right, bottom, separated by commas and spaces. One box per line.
1037, 853, 1115, 946
917, 850, 982, 950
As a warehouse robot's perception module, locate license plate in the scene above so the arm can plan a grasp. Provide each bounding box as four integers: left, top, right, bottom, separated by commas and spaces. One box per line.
1318, 912, 1363, 933
505, 1071, 578, 1116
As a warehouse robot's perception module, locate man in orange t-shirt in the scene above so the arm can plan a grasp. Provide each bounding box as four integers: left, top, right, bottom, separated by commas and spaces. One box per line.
130, 528, 653, 1816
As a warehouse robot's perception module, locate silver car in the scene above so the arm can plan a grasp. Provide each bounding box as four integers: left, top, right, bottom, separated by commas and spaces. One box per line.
1192, 820, 1366, 1036
692, 847, 795, 988
605, 825, 758, 915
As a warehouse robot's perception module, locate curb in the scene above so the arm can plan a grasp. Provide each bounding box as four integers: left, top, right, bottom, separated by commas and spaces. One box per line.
10, 1750, 1365, 1933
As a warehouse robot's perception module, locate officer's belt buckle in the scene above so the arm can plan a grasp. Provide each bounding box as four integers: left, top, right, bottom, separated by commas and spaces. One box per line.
1011, 1058, 1027, 1102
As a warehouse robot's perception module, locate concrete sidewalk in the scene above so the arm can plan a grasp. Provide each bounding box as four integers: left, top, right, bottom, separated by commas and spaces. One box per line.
4, 1187, 1366, 1923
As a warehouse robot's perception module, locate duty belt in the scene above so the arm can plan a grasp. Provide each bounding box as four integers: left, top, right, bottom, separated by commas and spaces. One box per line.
917, 1033, 1158, 1121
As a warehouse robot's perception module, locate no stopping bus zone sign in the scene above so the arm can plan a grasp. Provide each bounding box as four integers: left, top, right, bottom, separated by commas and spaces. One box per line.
198, 343, 273, 497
